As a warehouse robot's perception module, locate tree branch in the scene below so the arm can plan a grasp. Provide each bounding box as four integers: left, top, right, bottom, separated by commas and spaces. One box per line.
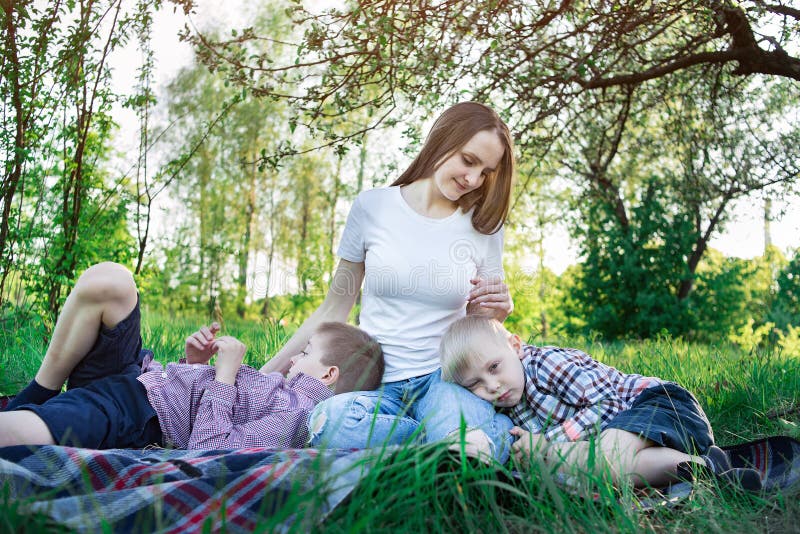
763, 2, 800, 20
578, 4, 800, 89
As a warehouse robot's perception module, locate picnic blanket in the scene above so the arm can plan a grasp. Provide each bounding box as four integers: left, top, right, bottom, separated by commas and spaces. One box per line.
0, 445, 377, 533
2, 427, 799, 530
725, 435, 800, 491
618, 435, 800, 511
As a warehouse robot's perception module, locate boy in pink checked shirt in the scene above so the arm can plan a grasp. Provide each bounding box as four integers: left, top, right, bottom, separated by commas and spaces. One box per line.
439, 316, 762, 491
0, 262, 383, 450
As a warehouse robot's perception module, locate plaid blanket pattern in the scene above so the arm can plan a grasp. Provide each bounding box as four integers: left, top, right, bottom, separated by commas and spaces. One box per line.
516, 436, 800, 512
625, 436, 800, 511
0, 445, 375, 533
725, 435, 800, 492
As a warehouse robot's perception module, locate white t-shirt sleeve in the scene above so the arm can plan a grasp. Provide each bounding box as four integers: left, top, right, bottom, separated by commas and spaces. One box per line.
337, 193, 366, 263
476, 227, 505, 280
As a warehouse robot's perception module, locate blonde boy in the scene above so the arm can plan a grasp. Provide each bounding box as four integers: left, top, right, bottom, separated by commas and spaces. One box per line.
439, 316, 761, 490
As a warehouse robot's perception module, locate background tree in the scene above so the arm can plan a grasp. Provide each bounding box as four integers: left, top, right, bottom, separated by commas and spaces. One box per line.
174, 0, 800, 153
769, 250, 800, 331
1, 0, 155, 319
172, 0, 800, 338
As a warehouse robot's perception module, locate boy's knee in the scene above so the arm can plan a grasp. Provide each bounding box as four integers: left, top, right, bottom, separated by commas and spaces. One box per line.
307, 395, 371, 447
308, 411, 327, 445
0, 411, 55, 447
598, 429, 642, 481
316, 394, 373, 424
75, 262, 136, 305
445, 428, 495, 462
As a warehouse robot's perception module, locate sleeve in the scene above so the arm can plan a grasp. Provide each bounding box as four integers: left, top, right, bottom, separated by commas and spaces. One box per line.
336, 192, 367, 263
187, 379, 312, 449
476, 227, 504, 280
534, 347, 627, 442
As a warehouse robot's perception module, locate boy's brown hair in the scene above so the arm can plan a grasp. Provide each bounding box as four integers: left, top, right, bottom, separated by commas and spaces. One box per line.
316, 322, 384, 393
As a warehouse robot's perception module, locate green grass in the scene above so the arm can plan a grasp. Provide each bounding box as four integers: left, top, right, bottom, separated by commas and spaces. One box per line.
1, 311, 799, 532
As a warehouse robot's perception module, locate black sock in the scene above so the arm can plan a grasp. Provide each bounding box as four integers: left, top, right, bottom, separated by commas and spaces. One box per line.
4, 379, 60, 411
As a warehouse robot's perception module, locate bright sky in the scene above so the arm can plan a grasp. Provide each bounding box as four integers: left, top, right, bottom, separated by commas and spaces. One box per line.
108, 2, 800, 277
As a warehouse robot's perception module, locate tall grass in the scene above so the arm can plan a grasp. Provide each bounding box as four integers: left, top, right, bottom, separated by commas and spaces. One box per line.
1, 311, 799, 532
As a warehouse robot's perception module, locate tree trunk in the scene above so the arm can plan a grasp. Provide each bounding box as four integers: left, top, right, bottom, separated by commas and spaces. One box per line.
764, 198, 772, 251
238, 152, 257, 317
261, 177, 277, 317
677, 196, 731, 300
353, 135, 368, 325
537, 220, 548, 339
328, 157, 342, 281
298, 186, 310, 294
0, 5, 26, 303
135, 200, 151, 275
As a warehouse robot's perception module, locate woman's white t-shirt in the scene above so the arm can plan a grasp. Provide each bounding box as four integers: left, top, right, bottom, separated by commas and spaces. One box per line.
337, 186, 504, 382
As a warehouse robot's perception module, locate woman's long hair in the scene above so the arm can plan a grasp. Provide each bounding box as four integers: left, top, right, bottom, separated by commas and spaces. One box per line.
391, 102, 515, 234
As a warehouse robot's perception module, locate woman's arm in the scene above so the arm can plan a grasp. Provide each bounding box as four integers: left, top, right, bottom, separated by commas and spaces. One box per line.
260, 259, 365, 375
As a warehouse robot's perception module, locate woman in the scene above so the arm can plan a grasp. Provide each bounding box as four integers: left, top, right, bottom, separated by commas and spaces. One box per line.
261, 101, 516, 461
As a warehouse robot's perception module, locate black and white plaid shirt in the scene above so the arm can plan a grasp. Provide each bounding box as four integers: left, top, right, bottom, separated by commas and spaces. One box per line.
506, 345, 664, 442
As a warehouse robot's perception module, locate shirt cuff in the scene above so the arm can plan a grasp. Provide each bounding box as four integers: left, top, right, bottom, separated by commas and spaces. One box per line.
545, 420, 584, 442
201, 380, 237, 407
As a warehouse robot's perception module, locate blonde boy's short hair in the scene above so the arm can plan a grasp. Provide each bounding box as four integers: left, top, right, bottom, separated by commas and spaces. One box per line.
440, 316, 513, 385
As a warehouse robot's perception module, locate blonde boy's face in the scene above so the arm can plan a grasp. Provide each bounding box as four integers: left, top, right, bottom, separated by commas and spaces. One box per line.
457, 334, 526, 408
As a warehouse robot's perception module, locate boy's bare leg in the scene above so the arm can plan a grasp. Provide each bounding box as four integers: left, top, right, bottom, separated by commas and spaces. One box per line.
0, 411, 55, 446
34, 262, 138, 390
596, 429, 689, 487
536, 429, 701, 487
627, 442, 703, 487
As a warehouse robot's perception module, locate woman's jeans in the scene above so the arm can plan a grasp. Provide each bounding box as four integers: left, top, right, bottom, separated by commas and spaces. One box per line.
308, 369, 514, 463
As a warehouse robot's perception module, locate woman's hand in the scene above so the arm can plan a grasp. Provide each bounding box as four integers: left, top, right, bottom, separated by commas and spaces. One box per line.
467, 275, 514, 321
185, 322, 221, 364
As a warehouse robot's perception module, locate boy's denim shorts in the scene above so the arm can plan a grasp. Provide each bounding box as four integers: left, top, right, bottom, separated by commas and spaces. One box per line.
604, 383, 714, 455
11, 298, 162, 448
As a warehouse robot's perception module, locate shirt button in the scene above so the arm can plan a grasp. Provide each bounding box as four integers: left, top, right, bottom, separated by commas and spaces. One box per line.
161, 372, 167, 378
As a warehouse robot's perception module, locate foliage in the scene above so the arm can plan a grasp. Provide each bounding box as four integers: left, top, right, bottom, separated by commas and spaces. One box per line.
176, 0, 800, 155
776, 325, 800, 357
689, 247, 785, 343
0, 1, 158, 321
504, 264, 571, 341
137, 3, 396, 320
569, 172, 697, 338
173, 0, 800, 340
3, 0, 800, 341
728, 318, 776, 353
769, 250, 800, 331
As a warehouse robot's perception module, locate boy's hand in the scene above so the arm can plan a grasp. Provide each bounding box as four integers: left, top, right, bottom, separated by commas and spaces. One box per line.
185, 322, 221, 364
510, 426, 545, 468
213, 336, 247, 385
467, 276, 513, 321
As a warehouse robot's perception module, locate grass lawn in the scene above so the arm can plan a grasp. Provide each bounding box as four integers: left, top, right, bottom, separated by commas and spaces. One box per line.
1, 309, 799, 532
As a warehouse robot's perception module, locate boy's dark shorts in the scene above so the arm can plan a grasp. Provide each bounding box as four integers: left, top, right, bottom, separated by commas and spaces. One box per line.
11, 298, 162, 448
604, 383, 714, 455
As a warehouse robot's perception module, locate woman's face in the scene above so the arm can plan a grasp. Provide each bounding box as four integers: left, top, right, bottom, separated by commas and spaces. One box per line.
432, 129, 505, 203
